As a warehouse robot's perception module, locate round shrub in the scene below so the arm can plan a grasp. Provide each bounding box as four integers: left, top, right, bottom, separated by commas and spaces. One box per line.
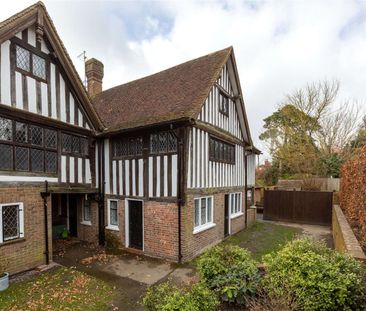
142, 282, 219, 311
262, 237, 366, 311
197, 244, 260, 304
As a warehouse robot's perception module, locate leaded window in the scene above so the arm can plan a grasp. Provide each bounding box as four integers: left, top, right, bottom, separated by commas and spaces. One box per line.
30, 126, 43, 146
209, 137, 235, 164
16, 45, 30, 72
31, 149, 44, 172
0, 117, 12, 141
62, 133, 72, 153
113, 137, 143, 158
15, 122, 28, 143
150, 131, 177, 154
0, 144, 13, 170
219, 91, 229, 116
45, 129, 57, 149
0, 203, 24, 243
45, 152, 57, 173
72, 135, 80, 154
80, 138, 89, 156
15, 147, 29, 171
32, 54, 46, 80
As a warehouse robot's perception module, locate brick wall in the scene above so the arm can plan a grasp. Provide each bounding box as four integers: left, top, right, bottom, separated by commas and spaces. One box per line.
182, 188, 246, 262
77, 200, 99, 244
0, 186, 51, 275
104, 196, 179, 261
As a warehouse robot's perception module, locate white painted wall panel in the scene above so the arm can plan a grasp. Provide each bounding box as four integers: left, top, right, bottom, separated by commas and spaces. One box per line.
15, 72, 23, 109
69, 157, 75, 183
78, 158, 83, 183
28, 26, 36, 47
27, 77, 36, 113
125, 159, 130, 196
172, 154, 178, 197
50, 63, 57, 118
148, 157, 153, 197
156, 156, 160, 197
139, 159, 144, 197
61, 155, 67, 183
69, 94, 75, 124
112, 160, 117, 194
41, 82, 48, 117
104, 139, 110, 194
119, 160, 123, 195
1, 41, 11, 106
86, 159, 92, 184
60, 76, 66, 122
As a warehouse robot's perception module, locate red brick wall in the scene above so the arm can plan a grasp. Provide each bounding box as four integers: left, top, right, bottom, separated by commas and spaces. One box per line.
182, 188, 246, 261
0, 186, 51, 275
77, 200, 99, 244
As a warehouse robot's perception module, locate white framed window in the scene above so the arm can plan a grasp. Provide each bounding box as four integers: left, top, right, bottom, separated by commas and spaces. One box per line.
230, 192, 243, 218
193, 196, 215, 234
106, 199, 119, 231
81, 197, 91, 226
0, 202, 24, 243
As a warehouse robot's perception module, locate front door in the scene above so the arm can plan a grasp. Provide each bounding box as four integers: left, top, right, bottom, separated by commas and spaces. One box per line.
224, 194, 230, 236
69, 194, 78, 237
128, 200, 143, 250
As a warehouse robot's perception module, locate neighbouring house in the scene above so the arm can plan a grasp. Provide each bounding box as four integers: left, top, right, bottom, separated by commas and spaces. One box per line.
0, 2, 259, 274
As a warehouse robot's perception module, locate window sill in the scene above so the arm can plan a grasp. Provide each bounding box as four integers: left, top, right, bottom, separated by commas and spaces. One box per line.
230, 212, 244, 220
0, 237, 25, 247
106, 225, 119, 232
193, 223, 216, 235
81, 221, 92, 226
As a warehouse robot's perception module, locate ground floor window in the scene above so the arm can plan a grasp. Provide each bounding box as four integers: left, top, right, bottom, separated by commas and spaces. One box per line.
0, 202, 24, 243
81, 197, 91, 225
107, 199, 119, 230
194, 196, 214, 233
229, 192, 242, 217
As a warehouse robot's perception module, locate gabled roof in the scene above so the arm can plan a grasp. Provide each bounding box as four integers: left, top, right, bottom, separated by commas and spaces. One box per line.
93, 47, 233, 132
0, 1, 103, 131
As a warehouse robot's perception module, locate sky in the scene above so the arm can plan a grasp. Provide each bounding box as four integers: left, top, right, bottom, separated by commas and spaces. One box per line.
1, 0, 366, 161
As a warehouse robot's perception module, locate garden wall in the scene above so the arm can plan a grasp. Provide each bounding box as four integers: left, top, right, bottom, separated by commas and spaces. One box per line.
340, 146, 366, 251
332, 205, 366, 261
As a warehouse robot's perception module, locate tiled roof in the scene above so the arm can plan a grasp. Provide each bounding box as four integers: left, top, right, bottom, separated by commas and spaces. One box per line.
92, 47, 233, 132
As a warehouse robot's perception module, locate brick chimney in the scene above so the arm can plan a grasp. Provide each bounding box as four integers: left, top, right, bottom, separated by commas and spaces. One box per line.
85, 58, 104, 97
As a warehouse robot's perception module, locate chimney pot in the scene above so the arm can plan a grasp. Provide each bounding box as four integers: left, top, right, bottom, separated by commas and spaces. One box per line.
85, 58, 104, 97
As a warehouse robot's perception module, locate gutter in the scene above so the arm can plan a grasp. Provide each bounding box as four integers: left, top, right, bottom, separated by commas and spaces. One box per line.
98, 138, 105, 245
244, 150, 248, 227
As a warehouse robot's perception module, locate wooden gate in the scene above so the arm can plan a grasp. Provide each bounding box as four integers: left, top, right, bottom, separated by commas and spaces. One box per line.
263, 190, 333, 225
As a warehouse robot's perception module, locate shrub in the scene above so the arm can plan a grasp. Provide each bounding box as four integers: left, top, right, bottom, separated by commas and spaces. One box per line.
197, 245, 260, 304
142, 282, 219, 311
262, 237, 366, 311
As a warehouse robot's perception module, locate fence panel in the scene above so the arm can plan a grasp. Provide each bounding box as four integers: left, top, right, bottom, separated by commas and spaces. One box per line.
263, 190, 333, 225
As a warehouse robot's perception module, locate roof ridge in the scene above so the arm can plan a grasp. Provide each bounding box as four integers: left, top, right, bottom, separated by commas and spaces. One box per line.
0, 2, 42, 30
96, 46, 232, 97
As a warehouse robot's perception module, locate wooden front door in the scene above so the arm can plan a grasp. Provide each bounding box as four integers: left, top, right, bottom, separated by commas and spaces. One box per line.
224, 194, 229, 236
128, 200, 143, 250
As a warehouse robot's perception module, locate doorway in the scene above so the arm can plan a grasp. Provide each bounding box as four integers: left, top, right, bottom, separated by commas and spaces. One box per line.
68, 194, 78, 237
224, 194, 230, 236
126, 200, 143, 250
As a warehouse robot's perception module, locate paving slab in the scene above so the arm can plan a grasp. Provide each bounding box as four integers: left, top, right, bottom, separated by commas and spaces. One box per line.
102, 257, 173, 285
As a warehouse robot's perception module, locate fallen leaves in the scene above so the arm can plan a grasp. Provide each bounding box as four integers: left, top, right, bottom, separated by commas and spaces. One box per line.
79, 250, 117, 265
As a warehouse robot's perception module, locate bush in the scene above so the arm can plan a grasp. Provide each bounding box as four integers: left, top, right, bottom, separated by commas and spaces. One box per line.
197, 245, 260, 304
262, 237, 366, 311
142, 282, 219, 311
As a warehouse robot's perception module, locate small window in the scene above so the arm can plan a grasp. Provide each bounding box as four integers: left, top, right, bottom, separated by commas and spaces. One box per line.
32, 54, 46, 80
107, 200, 119, 229
16, 46, 30, 72
0, 144, 13, 170
229, 193, 242, 216
45, 151, 57, 173
61, 133, 72, 153
194, 196, 214, 232
30, 149, 44, 172
15, 147, 29, 171
45, 129, 57, 149
0, 203, 24, 243
15, 122, 28, 143
82, 198, 91, 225
219, 92, 229, 116
113, 137, 143, 158
149, 131, 177, 154
30, 126, 43, 146
209, 137, 235, 164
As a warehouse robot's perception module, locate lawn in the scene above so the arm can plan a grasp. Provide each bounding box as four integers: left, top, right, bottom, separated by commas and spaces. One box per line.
0, 267, 114, 311
223, 221, 303, 261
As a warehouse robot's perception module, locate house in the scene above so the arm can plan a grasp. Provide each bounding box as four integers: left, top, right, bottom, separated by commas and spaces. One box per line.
0, 2, 259, 274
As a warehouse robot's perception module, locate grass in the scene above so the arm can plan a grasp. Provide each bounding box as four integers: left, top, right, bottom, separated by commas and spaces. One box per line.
0, 267, 114, 311
223, 221, 303, 261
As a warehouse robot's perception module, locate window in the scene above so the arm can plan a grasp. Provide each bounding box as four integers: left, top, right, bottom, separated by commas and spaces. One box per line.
150, 131, 177, 154
229, 193, 242, 217
112, 137, 143, 158
219, 91, 229, 116
107, 200, 119, 230
0, 203, 24, 243
61, 133, 89, 156
193, 196, 214, 233
209, 137, 235, 164
81, 197, 91, 225
0, 116, 57, 174
15, 44, 46, 81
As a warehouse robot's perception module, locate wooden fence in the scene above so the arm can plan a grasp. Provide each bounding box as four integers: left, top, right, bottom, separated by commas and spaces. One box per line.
263, 190, 333, 225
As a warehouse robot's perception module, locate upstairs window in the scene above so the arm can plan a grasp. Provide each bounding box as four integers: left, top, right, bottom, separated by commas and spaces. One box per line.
209, 136, 235, 164
15, 44, 46, 81
61, 133, 89, 156
150, 131, 177, 154
113, 137, 143, 158
219, 91, 229, 116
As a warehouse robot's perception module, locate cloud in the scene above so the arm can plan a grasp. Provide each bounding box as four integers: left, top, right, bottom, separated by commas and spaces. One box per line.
1, 0, 366, 160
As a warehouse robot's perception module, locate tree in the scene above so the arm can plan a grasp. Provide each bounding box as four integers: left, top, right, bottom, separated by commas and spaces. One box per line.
260, 80, 362, 178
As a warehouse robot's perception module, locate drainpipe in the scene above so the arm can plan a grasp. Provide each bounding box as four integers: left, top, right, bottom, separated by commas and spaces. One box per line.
41, 180, 50, 265
244, 150, 248, 227
98, 139, 105, 245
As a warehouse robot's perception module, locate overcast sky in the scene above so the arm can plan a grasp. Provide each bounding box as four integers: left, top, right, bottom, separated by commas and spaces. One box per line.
2, 0, 366, 161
